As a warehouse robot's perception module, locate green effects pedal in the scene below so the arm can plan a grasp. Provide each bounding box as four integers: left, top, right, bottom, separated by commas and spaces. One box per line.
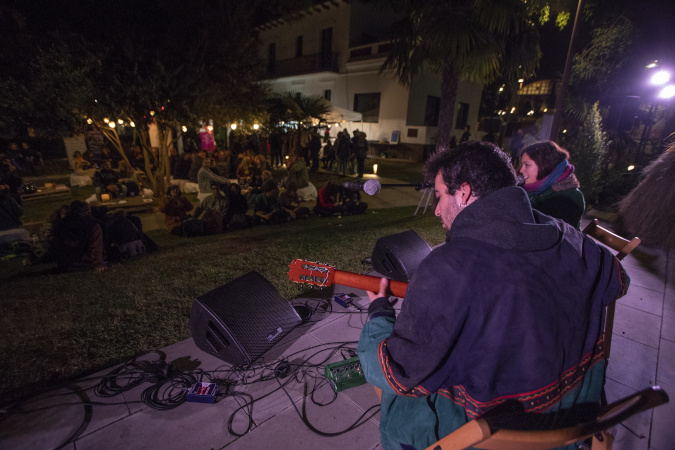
324, 356, 367, 393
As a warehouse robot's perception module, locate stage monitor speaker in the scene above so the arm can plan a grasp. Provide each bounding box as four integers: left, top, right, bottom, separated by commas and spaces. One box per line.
371, 230, 432, 282
190, 271, 301, 366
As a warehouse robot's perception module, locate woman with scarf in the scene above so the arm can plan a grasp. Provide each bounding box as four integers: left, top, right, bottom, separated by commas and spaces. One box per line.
519, 141, 585, 229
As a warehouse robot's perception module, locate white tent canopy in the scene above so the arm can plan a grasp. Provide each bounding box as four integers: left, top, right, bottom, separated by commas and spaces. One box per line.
321, 99, 362, 123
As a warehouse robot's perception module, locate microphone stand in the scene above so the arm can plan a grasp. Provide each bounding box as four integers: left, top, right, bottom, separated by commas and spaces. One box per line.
372, 181, 434, 216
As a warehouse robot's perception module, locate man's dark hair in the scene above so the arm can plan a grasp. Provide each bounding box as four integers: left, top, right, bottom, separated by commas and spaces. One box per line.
521, 141, 570, 180
424, 141, 516, 197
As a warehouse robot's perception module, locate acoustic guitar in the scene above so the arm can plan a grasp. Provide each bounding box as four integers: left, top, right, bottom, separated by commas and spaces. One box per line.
287, 259, 408, 298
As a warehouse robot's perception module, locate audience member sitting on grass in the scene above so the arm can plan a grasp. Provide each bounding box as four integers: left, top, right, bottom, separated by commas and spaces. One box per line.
117, 160, 144, 197
284, 153, 317, 202
72, 150, 97, 177
195, 182, 228, 235
94, 160, 127, 201
0, 184, 30, 251
314, 182, 342, 217
0, 155, 23, 205
197, 158, 231, 202
50, 201, 105, 272
340, 186, 368, 216
159, 185, 194, 236
91, 207, 145, 259
226, 183, 250, 230
237, 155, 254, 182
254, 184, 282, 224
83, 149, 96, 167
100, 146, 119, 168
129, 145, 145, 171
279, 181, 309, 221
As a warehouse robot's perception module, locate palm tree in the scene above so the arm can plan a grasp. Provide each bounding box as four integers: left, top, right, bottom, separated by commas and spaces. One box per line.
377, 0, 544, 150
270, 92, 331, 155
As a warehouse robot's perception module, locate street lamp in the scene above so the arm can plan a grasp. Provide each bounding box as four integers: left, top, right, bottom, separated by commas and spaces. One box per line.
636, 66, 672, 164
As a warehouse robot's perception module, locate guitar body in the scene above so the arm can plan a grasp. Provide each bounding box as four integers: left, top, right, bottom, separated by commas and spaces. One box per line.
287, 260, 408, 298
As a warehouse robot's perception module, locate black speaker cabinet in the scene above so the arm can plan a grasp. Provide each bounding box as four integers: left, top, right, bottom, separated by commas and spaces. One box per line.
190, 271, 301, 365
371, 230, 432, 282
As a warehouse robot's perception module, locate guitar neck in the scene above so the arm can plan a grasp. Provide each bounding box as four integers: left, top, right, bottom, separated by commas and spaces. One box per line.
332, 270, 408, 298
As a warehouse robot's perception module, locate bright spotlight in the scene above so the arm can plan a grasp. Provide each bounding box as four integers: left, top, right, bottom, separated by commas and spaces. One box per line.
627, 165, 635, 171
182, 126, 187, 132
650, 70, 671, 86
253, 124, 259, 130
231, 123, 237, 130
658, 85, 675, 99
108, 122, 116, 128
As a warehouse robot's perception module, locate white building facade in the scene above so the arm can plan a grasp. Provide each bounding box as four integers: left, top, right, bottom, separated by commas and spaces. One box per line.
257, 0, 482, 160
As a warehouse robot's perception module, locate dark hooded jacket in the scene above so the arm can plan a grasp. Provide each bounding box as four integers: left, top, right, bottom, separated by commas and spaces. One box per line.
358, 186, 628, 450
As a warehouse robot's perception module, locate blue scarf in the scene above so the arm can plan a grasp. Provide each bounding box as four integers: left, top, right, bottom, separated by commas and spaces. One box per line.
523, 159, 569, 195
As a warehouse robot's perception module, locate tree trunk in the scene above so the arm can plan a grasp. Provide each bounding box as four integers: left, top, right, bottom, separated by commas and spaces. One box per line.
436, 64, 459, 152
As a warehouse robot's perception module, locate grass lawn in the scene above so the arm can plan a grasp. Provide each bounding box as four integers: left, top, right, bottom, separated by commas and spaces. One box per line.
1, 157, 439, 402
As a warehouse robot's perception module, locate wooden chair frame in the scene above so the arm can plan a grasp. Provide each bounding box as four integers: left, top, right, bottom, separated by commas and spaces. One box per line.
425, 386, 668, 450
582, 219, 641, 358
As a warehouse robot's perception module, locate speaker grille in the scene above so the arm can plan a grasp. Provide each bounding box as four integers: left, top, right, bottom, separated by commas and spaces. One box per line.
192, 271, 301, 364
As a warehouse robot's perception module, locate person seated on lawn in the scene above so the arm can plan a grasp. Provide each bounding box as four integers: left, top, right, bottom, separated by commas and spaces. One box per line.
0, 184, 30, 249
313, 181, 342, 217
212, 150, 230, 178
116, 160, 144, 197
72, 150, 97, 177
83, 149, 96, 168
50, 200, 106, 272
237, 155, 254, 183
6, 142, 24, 171
284, 153, 317, 202
129, 144, 145, 171
20, 141, 41, 175
94, 160, 127, 201
100, 146, 119, 168
159, 185, 194, 236
195, 182, 228, 235
225, 183, 250, 230
340, 186, 368, 216
253, 184, 282, 224
0, 155, 23, 205
104, 208, 147, 259
279, 181, 309, 221
197, 157, 231, 202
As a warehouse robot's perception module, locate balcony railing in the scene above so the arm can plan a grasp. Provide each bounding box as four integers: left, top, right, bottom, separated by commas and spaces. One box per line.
264, 52, 339, 79
347, 42, 392, 62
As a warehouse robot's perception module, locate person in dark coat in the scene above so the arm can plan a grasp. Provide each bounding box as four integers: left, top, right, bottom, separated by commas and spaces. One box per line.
50, 201, 106, 272
358, 141, 629, 450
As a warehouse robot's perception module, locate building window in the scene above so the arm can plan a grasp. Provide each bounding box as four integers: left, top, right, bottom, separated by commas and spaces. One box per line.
268, 43, 276, 74
424, 96, 440, 127
324, 90, 332, 101
354, 93, 381, 123
296, 36, 303, 58
455, 102, 469, 129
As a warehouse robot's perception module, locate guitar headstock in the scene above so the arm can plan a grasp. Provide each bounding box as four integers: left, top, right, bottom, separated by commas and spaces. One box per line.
287, 259, 335, 288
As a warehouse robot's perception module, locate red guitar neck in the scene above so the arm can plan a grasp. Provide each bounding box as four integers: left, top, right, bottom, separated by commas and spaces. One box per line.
332, 270, 408, 298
